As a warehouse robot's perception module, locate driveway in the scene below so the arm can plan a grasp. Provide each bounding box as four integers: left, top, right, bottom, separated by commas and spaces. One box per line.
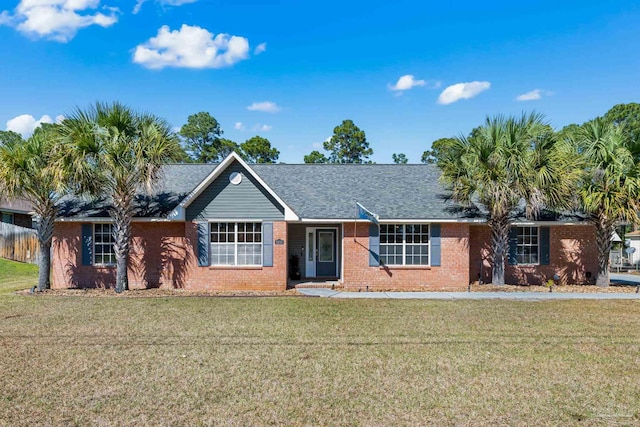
298, 288, 640, 300
610, 272, 640, 285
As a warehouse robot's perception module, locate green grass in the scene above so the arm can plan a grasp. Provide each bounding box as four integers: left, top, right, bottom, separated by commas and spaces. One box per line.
1, 259, 640, 425
0, 258, 38, 294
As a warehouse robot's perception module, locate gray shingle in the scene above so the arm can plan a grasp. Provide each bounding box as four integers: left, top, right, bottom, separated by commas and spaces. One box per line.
58, 164, 217, 218
57, 162, 584, 222
251, 164, 467, 219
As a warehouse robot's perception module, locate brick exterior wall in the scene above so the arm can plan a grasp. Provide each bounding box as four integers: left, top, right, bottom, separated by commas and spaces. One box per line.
469, 224, 598, 285
52, 221, 288, 291
341, 222, 470, 290
52, 220, 599, 290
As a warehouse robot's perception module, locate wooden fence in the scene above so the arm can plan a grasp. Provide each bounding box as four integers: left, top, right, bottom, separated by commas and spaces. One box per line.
0, 222, 40, 264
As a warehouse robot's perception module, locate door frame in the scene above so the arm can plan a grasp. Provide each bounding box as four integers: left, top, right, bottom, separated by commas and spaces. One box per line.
305, 226, 339, 278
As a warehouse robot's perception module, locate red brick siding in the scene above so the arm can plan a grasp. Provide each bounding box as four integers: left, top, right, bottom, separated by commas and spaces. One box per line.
342, 222, 470, 290
52, 221, 288, 291
52, 220, 598, 290
469, 224, 598, 285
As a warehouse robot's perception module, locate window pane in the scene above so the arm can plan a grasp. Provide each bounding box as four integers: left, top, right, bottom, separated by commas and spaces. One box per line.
514, 226, 539, 265
209, 223, 262, 266
93, 223, 115, 265
318, 232, 334, 262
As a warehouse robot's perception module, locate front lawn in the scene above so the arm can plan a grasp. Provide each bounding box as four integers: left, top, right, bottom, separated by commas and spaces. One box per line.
0, 258, 37, 294
0, 259, 639, 425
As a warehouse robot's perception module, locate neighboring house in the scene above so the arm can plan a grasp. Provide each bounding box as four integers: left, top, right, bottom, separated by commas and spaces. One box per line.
625, 231, 640, 265
0, 198, 34, 228
51, 152, 598, 290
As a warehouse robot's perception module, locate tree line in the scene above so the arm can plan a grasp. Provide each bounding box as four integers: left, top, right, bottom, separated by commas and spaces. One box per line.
1, 101, 639, 292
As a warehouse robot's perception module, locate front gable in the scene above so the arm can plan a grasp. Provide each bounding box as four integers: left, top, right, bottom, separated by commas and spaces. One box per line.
186, 160, 285, 221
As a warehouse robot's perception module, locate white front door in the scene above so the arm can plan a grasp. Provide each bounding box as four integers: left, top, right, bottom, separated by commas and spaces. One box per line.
305, 228, 316, 277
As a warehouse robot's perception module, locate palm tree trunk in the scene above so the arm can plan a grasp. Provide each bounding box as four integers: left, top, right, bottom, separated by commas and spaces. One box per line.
594, 217, 614, 287
489, 215, 510, 286
36, 207, 55, 291
112, 203, 133, 293
37, 241, 51, 291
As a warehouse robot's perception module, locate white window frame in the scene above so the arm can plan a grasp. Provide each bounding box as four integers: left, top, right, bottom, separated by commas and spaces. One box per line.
515, 226, 540, 265
210, 222, 263, 267
379, 224, 430, 266
93, 223, 116, 266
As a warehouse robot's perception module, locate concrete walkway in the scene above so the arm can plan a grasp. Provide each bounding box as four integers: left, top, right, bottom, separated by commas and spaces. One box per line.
298, 289, 640, 300
298, 273, 640, 300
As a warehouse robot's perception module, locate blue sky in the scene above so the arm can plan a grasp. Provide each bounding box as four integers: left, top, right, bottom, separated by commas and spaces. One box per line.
1, 0, 640, 163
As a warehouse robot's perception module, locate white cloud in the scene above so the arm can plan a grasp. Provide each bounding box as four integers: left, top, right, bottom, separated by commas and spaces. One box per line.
516, 89, 554, 101
133, 0, 198, 14
254, 42, 267, 55
0, 0, 119, 42
312, 142, 323, 149
390, 74, 426, 91
6, 114, 54, 138
247, 101, 280, 113
133, 24, 250, 70
0, 10, 14, 25
437, 81, 491, 105
389, 75, 441, 93
234, 121, 245, 131
251, 124, 272, 132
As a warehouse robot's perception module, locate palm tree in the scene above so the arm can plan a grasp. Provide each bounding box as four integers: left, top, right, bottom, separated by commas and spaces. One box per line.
438, 113, 578, 285
575, 118, 640, 287
0, 127, 67, 291
61, 102, 182, 293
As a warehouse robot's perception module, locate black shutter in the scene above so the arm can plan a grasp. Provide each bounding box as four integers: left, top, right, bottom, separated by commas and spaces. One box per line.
263, 222, 273, 267
508, 227, 518, 265
81, 223, 93, 266
197, 222, 209, 267
540, 226, 550, 265
369, 224, 380, 267
430, 224, 441, 266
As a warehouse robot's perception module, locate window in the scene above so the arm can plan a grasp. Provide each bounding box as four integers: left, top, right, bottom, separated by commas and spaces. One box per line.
516, 226, 539, 265
210, 222, 262, 266
1, 212, 13, 224
94, 223, 116, 265
379, 224, 429, 266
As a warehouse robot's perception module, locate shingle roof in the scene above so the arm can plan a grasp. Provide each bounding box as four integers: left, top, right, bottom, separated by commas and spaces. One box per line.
0, 197, 33, 213
58, 164, 216, 218
251, 163, 470, 219
56, 162, 586, 222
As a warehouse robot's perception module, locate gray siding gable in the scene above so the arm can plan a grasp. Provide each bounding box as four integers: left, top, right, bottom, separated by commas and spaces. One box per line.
186, 160, 285, 221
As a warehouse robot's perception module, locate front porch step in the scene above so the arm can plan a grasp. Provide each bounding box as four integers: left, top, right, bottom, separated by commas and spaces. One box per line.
293, 281, 343, 289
